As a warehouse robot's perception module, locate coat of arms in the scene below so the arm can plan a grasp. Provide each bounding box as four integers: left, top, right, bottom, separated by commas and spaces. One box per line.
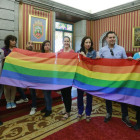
33, 20, 43, 39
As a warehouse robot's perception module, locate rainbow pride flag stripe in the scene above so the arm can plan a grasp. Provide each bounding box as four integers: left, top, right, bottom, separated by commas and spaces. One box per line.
0, 48, 140, 106
75, 56, 140, 107
0, 48, 78, 90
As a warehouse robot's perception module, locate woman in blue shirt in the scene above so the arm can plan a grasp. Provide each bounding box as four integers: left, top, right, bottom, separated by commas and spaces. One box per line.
77, 36, 96, 122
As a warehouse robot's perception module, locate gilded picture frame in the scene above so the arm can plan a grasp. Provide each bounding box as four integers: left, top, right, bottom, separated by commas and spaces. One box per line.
133, 26, 140, 48
28, 14, 48, 43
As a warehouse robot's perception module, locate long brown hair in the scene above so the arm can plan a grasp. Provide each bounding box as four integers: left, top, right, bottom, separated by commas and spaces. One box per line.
80, 36, 93, 54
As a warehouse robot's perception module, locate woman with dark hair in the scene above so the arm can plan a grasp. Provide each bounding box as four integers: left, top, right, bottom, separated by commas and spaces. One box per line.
41, 40, 52, 53
59, 36, 75, 120
2, 35, 17, 109
77, 36, 96, 122
2, 35, 17, 56
40, 40, 53, 117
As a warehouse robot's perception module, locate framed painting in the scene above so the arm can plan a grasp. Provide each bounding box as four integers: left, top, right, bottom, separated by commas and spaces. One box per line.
133, 27, 140, 48
28, 14, 48, 43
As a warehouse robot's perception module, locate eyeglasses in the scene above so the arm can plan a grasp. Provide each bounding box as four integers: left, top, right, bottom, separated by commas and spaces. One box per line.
110, 49, 114, 56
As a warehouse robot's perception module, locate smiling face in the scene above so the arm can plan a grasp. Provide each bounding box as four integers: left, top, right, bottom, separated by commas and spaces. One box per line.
44, 42, 51, 51
106, 33, 116, 46
63, 37, 70, 48
84, 38, 91, 50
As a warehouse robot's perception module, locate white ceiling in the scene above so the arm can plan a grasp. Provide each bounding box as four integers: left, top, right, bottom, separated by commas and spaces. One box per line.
50, 0, 136, 14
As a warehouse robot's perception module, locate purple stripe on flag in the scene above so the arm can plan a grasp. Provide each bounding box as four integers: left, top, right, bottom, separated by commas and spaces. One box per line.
1, 78, 140, 107
0, 77, 71, 90
73, 85, 140, 107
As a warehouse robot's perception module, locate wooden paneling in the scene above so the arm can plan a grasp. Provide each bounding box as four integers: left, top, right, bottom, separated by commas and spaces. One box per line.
56, 11, 83, 23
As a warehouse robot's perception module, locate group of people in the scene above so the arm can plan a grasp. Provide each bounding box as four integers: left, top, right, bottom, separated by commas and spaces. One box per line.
0, 31, 140, 131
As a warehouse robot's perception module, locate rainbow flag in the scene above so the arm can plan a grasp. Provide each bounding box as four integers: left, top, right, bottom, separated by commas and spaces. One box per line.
75, 56, 140, 107
0, 48, 140, 107
0, 48, 78, 90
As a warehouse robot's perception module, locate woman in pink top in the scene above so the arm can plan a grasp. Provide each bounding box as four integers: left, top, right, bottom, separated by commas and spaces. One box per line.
59, 36, 74, 53
59, 36, 74, 120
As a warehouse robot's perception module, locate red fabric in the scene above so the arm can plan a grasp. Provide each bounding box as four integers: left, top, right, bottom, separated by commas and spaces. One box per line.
44, 117, 140, 140
126, 52, 134, 57
36, 90, 61, 99
59, 48, 75, 53
11, 48, 77, 59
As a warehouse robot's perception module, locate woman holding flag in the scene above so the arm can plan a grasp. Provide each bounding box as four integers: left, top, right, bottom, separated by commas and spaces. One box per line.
59, 36, 75, 120
2, 35, 17, 109
40, 40, 53, 117
77, 36, 96, 122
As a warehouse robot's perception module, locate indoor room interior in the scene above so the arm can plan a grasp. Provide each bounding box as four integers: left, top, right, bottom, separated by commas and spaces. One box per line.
0, 0, 140, 139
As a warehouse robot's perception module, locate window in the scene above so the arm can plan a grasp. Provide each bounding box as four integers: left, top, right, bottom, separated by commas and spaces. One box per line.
55, 21, 73, 52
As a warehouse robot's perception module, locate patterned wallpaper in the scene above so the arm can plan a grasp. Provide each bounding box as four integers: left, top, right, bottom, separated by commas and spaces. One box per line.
87, 10, 140, 52
19, 4, 54, 50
